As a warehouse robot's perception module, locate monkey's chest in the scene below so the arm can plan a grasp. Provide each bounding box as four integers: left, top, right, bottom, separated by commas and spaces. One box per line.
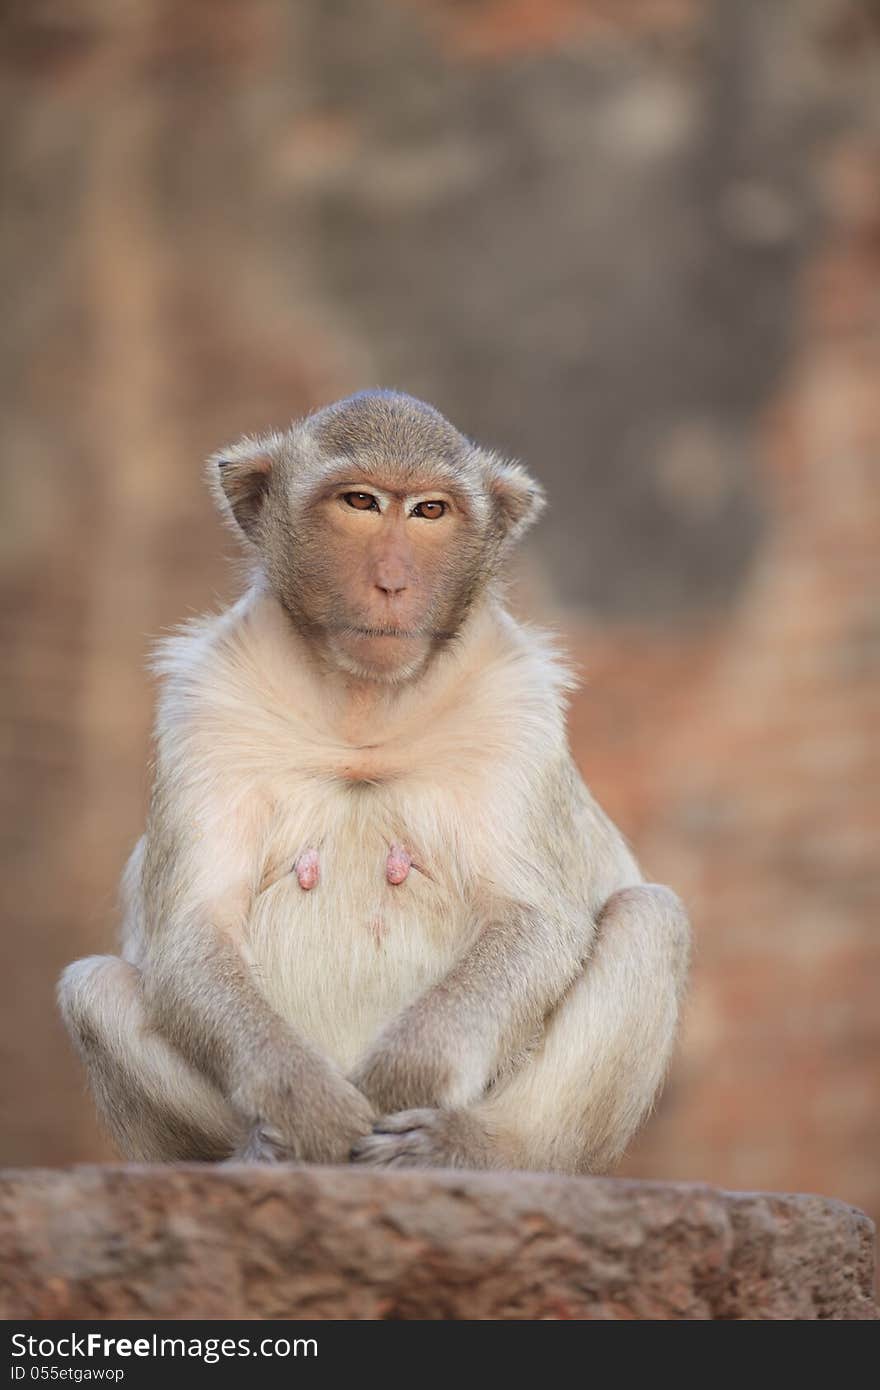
244, 796, 476, 1070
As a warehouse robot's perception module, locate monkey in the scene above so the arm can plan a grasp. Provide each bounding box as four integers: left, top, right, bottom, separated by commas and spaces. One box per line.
58, 390, 690, 1173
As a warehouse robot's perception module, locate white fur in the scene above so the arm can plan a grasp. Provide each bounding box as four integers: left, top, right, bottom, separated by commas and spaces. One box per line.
139, 584, 578, 1071
67, 574, 689, 1173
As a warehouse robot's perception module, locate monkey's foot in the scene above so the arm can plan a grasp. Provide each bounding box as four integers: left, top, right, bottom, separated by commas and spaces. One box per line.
386, 844, 411, 885
350, 1107, 495, 1169
225, 1122, 292, 1164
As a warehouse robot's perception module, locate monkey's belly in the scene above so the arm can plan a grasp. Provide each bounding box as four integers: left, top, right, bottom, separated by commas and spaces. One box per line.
244, 835, 473, 1071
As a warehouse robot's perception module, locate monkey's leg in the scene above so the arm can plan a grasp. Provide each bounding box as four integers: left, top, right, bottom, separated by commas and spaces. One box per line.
58, 955, 242, 1162
352, 885, 690, 1173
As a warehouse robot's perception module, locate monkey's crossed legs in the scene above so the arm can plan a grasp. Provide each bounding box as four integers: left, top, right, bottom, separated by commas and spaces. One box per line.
60, 884, 688, 1173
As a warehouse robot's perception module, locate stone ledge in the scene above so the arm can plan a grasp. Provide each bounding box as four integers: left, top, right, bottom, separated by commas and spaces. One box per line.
0, 1166, 875, 1320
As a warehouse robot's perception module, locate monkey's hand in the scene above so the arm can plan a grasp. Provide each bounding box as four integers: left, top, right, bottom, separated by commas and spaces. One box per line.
230, 1054, 376, 1164
351, 1108, 495, 1169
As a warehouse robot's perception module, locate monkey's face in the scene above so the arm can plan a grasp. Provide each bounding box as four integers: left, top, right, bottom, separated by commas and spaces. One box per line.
284, 470, 487, 682
210, 392, 545, 685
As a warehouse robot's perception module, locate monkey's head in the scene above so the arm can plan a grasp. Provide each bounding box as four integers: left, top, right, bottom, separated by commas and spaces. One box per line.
209, 391, 545, 683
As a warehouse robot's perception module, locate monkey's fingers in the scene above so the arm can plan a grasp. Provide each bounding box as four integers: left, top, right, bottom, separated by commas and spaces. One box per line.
369, 1110, 430, 1134
350, 1108, 449, 1168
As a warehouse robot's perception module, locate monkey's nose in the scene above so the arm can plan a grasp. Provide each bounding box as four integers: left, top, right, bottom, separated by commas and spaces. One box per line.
375, 580, 408, 596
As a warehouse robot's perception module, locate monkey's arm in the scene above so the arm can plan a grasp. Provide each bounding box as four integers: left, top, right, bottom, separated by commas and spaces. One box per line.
139, 779, 374, 1162
351, 900, 590, 1115
352, 759, 629, 1116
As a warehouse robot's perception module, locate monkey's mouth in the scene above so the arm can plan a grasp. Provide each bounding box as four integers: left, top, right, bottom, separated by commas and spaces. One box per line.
318, 620, 456, 681
320, 620, 456, 648
349, 625, 419, 639
323, 623, 431, 681
319, 620, 428, 642
341, 623, 458, 645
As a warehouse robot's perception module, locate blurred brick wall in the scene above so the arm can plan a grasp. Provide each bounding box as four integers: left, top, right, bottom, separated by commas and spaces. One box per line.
587, 141, 880, 1206
0, 0, 877, 1227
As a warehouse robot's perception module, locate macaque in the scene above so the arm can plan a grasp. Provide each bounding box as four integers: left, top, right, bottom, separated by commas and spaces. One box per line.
58, 390, 690, 1172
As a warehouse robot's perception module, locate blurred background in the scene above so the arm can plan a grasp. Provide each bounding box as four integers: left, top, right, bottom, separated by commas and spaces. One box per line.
1, 0, 878, 1230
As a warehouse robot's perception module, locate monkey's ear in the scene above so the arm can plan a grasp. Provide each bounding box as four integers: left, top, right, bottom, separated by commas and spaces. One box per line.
485, 455, 547, 544
207, 438, 275, 540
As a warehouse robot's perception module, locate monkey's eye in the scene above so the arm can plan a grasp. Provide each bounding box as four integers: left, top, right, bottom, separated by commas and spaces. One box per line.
343, 492, 380, 512
411, 500, 446, 520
